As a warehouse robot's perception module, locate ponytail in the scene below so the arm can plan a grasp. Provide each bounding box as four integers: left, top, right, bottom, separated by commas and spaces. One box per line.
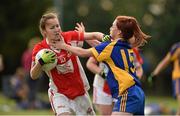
116, 16, 151, 47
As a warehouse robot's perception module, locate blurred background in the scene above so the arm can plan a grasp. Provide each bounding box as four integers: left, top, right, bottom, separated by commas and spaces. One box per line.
0, 0, 179, 115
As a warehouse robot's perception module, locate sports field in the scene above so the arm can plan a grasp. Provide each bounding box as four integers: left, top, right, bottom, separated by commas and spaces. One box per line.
0, 92, 177, 115
0, 93, 53, 115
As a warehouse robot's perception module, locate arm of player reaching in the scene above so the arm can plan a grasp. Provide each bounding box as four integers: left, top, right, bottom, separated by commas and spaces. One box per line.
49, 33, 111, 57
75, 22, 104, 42
148, 53, 171, 84
64, 44, 92, 57
51, 39, 93, 57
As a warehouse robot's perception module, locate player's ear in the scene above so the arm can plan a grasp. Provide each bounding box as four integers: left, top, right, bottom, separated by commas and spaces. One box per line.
118, 30, 122, 37
42, 32, 46, 37
40, 29, 46, 37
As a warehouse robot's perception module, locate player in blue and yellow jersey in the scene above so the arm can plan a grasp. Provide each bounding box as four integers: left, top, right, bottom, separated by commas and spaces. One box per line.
149, 42, 180, 115
51, 15, 151, 115
86, 47, 144, 115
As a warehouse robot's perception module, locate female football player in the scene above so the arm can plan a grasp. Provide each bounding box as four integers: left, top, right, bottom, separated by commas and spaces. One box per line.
30, 11, 104, 115
86, 47, 144, 115
149, 42, 180, 115
51, 15, 150, 115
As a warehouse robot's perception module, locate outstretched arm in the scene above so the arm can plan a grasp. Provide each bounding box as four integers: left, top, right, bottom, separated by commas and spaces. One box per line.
84, 32, 104, 41
64, 44, 93, 57
75, 22, 104, 42
51, 40, 93, 57
148, 53, 171, 85
152, 53, 171, 76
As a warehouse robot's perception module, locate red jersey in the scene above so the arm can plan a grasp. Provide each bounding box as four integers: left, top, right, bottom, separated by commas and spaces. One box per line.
32, 31, 86, 99
133, 48, 143, 65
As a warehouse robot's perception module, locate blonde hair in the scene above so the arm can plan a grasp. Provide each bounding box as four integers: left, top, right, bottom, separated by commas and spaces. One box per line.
39, 11, 59, 36
116, 16, 151, 47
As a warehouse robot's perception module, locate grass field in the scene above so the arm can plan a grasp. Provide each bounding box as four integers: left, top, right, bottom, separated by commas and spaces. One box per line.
0, 92, 53, 115
0, 92, 178, 115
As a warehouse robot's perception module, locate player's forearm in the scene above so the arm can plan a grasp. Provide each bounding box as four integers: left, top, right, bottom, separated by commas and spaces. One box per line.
86, 59, 102, 74
136, 66, 143, 79
84, 32, 104, 41
153, 54, 171, 76
153, 62, 167, 75
85, 39, 101, 47
30, 62, 43, 80
63, 44, 92, 57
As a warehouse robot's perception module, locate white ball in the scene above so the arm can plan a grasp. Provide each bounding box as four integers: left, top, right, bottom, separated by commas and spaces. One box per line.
35, 49, 58, 71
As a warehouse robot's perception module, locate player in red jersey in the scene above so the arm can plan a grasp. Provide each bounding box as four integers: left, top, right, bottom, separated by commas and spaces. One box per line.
49, 15, 150, 115
133, 47, 144, 79
30, 11, 104, 115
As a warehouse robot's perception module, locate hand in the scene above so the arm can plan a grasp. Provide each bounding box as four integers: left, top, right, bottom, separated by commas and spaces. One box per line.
148, 73, 156, 86
75, 22, 85, 32
38, 50, 56, 65
99, 69, 107, 79
99, 63, 109, 79
100, 70, 107, 79
102, 35, 111, 42
50, 38, 66, 50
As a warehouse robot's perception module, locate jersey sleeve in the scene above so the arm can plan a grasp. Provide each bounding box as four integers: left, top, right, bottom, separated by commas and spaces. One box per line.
133, 48, 143, 64
66, 31, 84, 41
169, 43, 180, 61
63, 31, 84, 47
32, 44, 43, 62
90, 42, 112, 62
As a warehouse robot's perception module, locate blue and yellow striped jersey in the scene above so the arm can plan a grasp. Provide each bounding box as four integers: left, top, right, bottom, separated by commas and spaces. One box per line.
90, 39, 141, 98
169, 42, 180, 79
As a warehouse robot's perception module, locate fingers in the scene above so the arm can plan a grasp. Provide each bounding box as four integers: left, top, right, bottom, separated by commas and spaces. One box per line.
80, 22, 84, 27
45, 51, 49, 54
75, 26, 80, 31
45, 50, 56, 57
75, 23, 81, 31
75, 22, 85, 32
76, 22, 81, 27
80, 22, 85, 30
46, 52, 57, 63
102, 35, 111, 42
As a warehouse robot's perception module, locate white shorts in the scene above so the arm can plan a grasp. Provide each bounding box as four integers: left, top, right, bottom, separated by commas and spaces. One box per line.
93, 87, 113, 105
48, 89, 95, 115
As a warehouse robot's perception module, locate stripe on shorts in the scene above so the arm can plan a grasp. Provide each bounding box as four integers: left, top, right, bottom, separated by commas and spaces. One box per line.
120, 90, 128, 112
50, 89, 56, 114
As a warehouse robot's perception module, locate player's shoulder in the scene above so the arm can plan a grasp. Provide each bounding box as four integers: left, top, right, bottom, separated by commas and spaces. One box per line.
101, 41, 111, 46
34, 39, 46, 48
170, 42, 180, 53
32, 40, 48, 54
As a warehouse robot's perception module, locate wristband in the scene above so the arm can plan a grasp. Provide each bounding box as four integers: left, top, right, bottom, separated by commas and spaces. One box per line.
38, 58, 45, 65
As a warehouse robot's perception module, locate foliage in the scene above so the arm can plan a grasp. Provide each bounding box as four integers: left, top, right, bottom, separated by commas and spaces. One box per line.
0, 0, 53, 74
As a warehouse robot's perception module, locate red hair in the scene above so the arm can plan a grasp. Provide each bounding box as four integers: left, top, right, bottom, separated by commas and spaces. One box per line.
116, 16, 151, 47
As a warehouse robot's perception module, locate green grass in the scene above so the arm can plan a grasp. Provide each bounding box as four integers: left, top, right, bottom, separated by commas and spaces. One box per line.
0, 92, 178, 115
146, 95, 177, 110
0, 93, 53, 115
